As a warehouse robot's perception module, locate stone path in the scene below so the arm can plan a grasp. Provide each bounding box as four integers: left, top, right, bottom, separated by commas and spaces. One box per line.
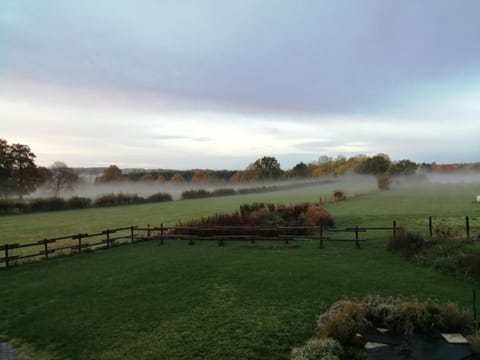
0, 343, 32, 360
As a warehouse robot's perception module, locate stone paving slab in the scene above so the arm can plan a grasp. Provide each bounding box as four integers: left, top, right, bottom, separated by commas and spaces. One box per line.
0, 343, 32, 360
441, 333, 469, 344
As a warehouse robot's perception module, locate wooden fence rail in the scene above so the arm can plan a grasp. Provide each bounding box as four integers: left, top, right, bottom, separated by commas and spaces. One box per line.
0, 226, 138, 268
1, 223, 400, 268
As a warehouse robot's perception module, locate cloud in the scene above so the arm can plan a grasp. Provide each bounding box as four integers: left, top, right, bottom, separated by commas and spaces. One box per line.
2, 1, 480, 114
1, 1, 479, 168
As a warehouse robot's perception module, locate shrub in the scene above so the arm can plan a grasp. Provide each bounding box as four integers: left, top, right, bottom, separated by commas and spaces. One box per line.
437, 301, 471, 331
94, 193, 144, 207
67, 196, 91, 209
237, 186, 277, 194
376, 173, 391, 190
147, 192, 172, 202
388, 228, 424, 256
0, 199, 26, 214
332, 190, 346, 202
240, 202, 275, 216
317, 300, 369, 343
290, 338, 343, 360
94, 193, 117, 206
316, 296, 470, 340
302, 203, 334, 227
29, 197, 67, 212
455, 252, 480, 277
433, 221, 462, 241
471, 333, 480, 354
181, 189, 211, 200
247, 208, 270, 225
212, 188, 236, 197
116, 193, 143, 205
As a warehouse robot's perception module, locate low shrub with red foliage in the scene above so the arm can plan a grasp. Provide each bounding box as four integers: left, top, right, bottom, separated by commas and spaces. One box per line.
175, 201, 334, 237
301, 203, 334, 227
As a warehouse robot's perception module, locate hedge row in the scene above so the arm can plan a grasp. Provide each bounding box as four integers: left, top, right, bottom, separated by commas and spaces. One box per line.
0, 192, 172, 215
180, 186, 285, 200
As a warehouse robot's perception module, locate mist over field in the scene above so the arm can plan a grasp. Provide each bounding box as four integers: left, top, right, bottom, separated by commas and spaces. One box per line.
424, 171, 480, 185
29, 174, 381, 201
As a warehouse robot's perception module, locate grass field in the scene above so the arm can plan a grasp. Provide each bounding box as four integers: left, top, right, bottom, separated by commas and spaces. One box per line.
1, 180, 480, 359
0, 179, 377, 246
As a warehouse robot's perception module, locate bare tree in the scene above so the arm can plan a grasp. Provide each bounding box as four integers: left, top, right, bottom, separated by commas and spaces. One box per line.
49, 161, 79, 196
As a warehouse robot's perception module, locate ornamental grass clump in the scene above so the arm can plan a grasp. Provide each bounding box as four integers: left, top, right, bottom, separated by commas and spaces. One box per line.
316, 300, 369, 343
290, 337, 343, 360
387, 228, 425, 256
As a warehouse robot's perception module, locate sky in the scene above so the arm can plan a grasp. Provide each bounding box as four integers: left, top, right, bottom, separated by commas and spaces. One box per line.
1, 0, 479, 170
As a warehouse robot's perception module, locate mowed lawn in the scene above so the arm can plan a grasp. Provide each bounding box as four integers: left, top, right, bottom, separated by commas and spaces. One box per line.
0, 181, 480, 359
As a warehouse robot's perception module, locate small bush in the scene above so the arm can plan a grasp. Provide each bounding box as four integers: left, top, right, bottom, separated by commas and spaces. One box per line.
332, 190, 346, 202
147, 192, 172, 202
290, 337, 343, 360
94, 193, 144, 207
317, 296, 470, 340
388, 228, 424, 256
67, 196, 91, 209
29, 197, 67, 212
317, 300, 369, 343
240, 202, 276, 219
456, 252, 480, 277
94, 193, 117, 206
181, 189, 211, 200
212, 188, 237, 197
376, 173, 391, 190
433, 221, 462, 241
237, 186, 278, 194
0, 199, 27, 214
437, 301, 471, 331
471, 333, 480, 354
247, 208, 270, 225
302, 203, 334, 227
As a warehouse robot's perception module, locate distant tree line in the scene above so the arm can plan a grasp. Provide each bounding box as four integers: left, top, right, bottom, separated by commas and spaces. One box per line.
2, 138, 480, 199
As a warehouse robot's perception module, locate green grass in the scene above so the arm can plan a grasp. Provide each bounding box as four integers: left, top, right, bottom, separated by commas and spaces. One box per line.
2, 238, 480, 360
1, 181, 480, 359
1, 179, 376, 245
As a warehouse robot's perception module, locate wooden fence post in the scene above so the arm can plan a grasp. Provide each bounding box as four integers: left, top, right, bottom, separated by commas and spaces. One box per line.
147, 224, 151, 238
188, 225, 194, 245
393, 220, 397, 242
43, 239, 49, 259
355, 226, 360, 248
78, 234, 82, 254
429, 216, 433, 238
320, 224, 324, 248
106, 230, 110, 248
130, 226, 135, 242
466, 216, 470, 240
160, 223, 164, 245
5, 244, 9, 268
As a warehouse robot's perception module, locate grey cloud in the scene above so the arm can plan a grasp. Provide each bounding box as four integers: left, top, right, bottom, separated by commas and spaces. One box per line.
295, 140, 335, 153
149, 135, 212, 142
2, 0, 480, 114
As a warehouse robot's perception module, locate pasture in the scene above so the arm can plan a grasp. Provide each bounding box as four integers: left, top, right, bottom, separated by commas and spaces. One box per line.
1, 180, 480, 359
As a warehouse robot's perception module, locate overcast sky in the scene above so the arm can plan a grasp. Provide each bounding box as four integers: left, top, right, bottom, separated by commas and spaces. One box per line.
1, 0, 479, 170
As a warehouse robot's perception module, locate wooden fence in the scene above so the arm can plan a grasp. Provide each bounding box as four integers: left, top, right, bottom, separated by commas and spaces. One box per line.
0, 223, 399, 268
427, 215, 475, 239
0, 226, 137, 268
